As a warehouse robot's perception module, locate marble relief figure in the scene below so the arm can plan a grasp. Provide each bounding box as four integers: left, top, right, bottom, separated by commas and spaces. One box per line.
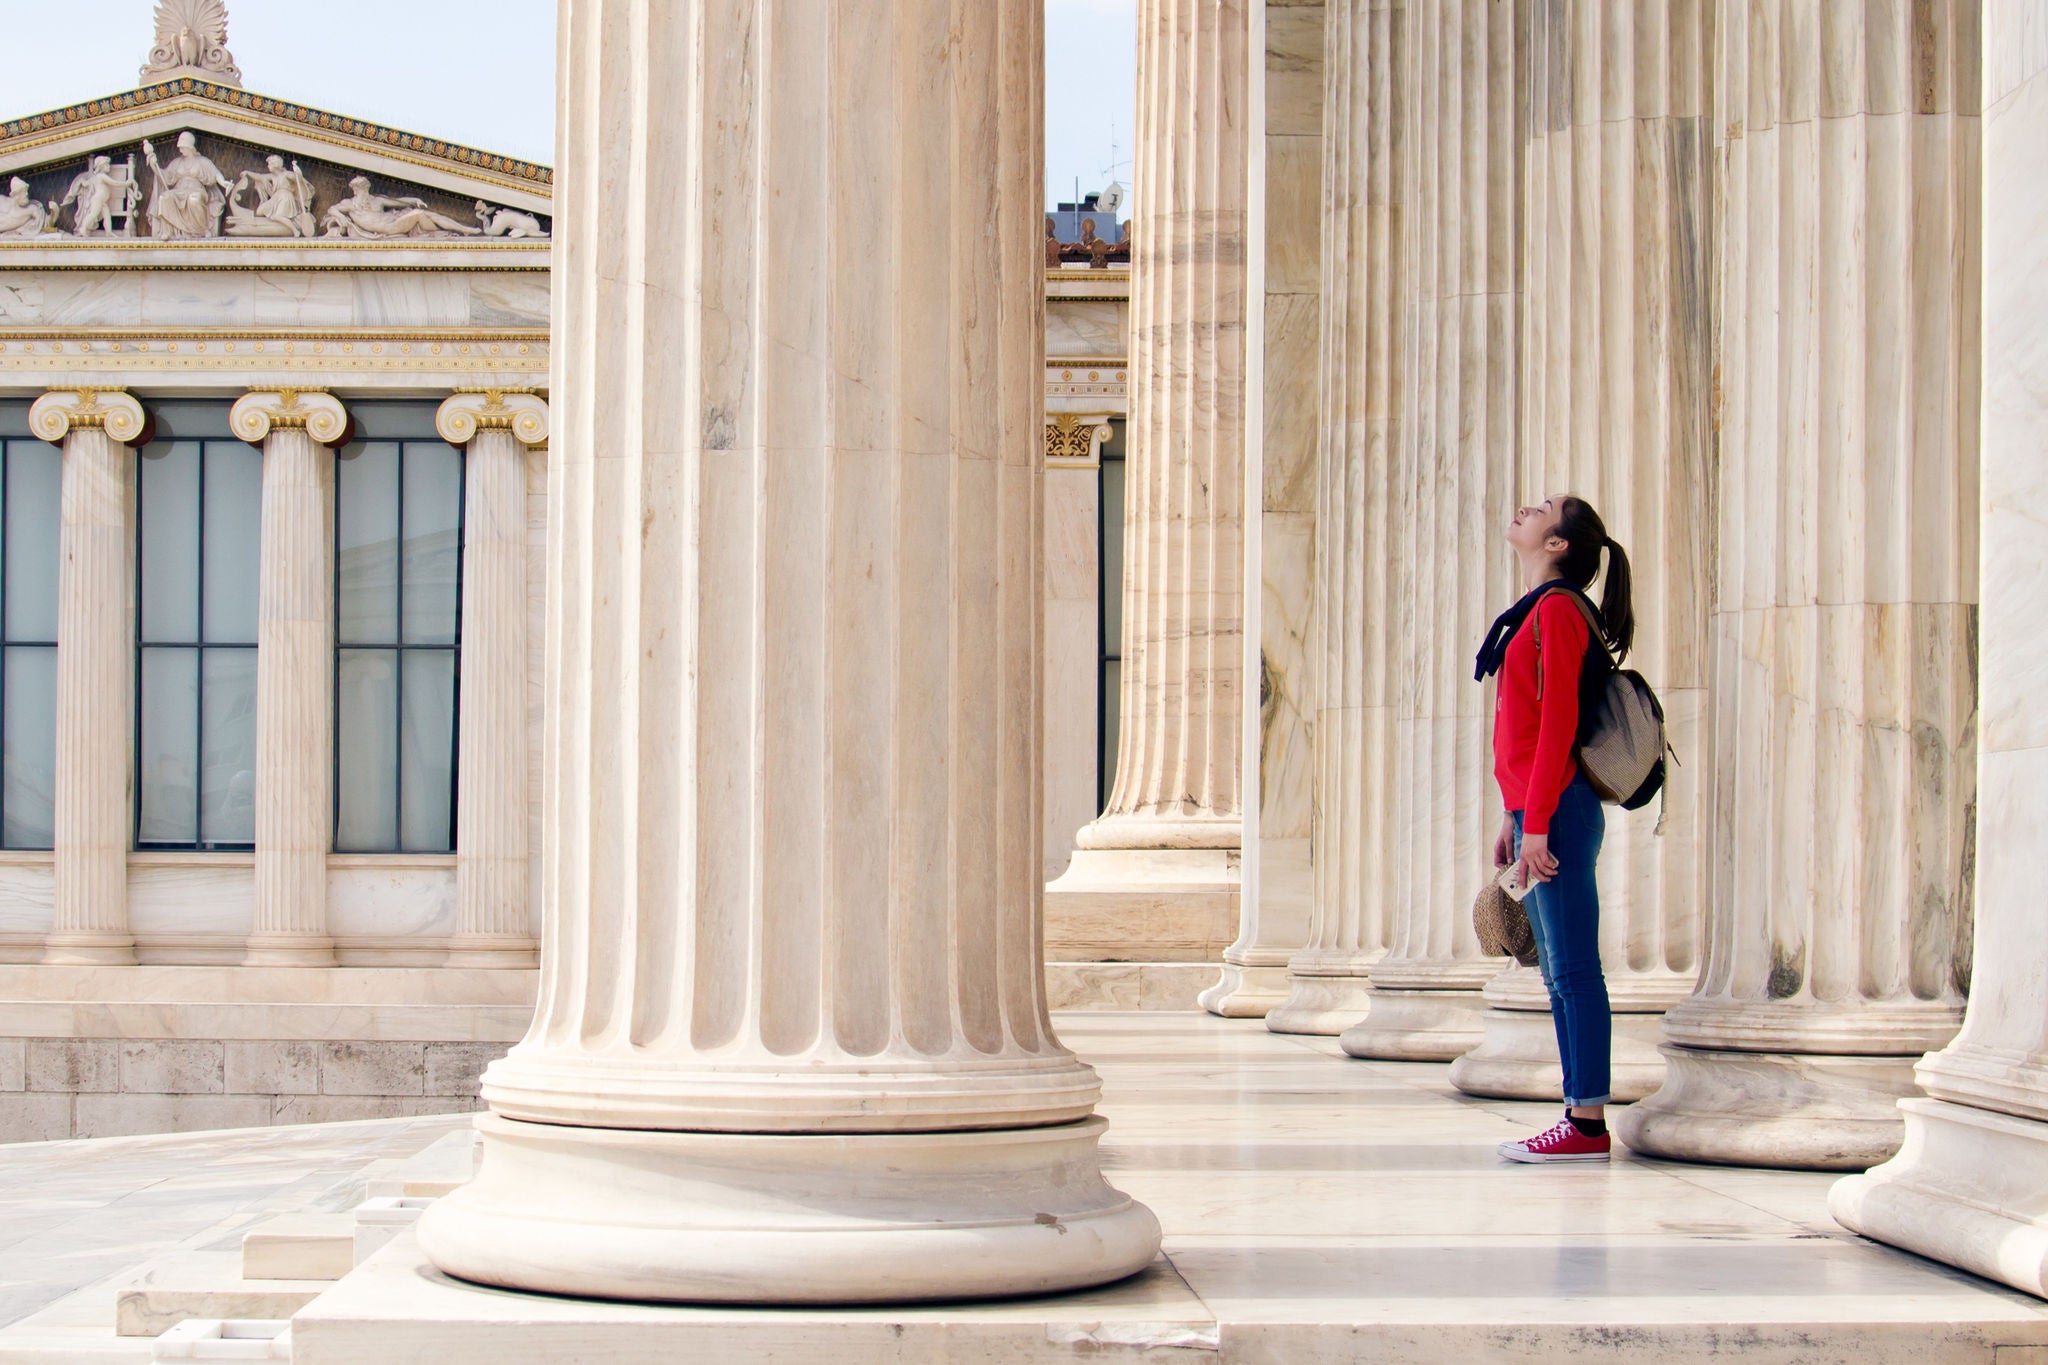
141, 132, 232, 239
475, 201, 548, 238
60, 156, 140, 236
225, 155, 316, 237
0, 177, 52, 239
322, 176, 481, 239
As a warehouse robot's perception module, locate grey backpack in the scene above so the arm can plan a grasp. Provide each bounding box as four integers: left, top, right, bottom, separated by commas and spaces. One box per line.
1533, 589, 1671, 812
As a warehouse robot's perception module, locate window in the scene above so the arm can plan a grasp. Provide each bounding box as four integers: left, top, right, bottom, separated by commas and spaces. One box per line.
136, 402, 261, 851
0, 402, 59, 849
1097, 419, 1126, 812
333, 402, 462, 854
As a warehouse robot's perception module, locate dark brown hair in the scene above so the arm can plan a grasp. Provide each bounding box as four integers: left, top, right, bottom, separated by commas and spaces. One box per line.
1553, 495, 1634, 663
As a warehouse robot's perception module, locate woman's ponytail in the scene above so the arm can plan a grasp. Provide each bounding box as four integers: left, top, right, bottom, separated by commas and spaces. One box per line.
1553, 497, 1634, 663
1597, 536, 1634, 663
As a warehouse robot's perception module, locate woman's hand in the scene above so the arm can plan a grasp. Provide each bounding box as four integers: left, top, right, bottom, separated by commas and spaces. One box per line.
1515, 831, 1559, 890
1493, 813, 1516, 870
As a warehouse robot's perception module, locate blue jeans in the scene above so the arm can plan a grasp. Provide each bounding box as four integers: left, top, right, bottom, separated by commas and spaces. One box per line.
1512, 774, 1611, 1108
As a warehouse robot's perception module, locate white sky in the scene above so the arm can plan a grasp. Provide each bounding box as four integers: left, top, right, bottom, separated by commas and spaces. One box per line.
0, 0, 1135, 210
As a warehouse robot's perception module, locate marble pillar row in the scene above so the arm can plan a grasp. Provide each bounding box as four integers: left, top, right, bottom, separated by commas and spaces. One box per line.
1265, 0, 1402, 1035
1617, 1, 1978, 1170
1353, 0, 1526, 1061
1449, 0, 1711, 1099
418, 0, 1159, 1303
438, 390, 547, 969
1045, 0, 1247, 971
1832, 6, 2048, 1288
31, 388, 146, 966
233, 390, 349, 968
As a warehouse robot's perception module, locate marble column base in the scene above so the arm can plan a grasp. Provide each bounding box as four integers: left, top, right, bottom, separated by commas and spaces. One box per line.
1043, 847, 1240, 964
443, 936, 540, 970
1613, 1046, 1921, 1171
40, 933, 136, 966
419, 1113, 1161, 1305
1831, 1097, 2048, 1299
1198, 956, 1294, 1018
242, 935, 337, 968
1447, 1007, 1669, 1102
1340, 989, 1491, 1062
1264, 952, 1380, 1037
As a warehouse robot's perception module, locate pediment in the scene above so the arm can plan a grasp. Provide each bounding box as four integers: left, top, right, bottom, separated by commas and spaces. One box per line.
0, 80, 551, 248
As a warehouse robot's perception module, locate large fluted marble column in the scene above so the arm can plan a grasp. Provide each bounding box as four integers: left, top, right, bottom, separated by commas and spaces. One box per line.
1831, 10, 2044, 1288
1617, 1, 1977, 1170
1045, 0, 1247, 970
234, 390, 349, 968
32, 389, 145, 966
438, 389, 546, 970
1449, 0, 1709, 1097
1337, 0, 1525, 1057
1265, 0, 1403, 1035
418, 0, 1159, 1303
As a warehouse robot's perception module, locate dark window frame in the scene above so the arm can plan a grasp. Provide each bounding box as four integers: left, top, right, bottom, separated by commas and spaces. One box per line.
133, 434, 262, 853
331, 424, 465, 855
0, 435, 58, 851
1096, 420, 1126, 815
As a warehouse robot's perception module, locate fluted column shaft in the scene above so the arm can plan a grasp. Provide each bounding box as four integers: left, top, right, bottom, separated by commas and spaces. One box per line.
440, 391, 547, 968
1449, 0, 1710, 1098
1831, 10, 2048, 1289
237, 390, 348, 968
34, 389, 145, 965
1345, 0, 1525, 1057
420, 0, 1158, 1305
1044, 0, 1248, 972
1618, 0, 1978, 1170
1268, 0, 1403, 1034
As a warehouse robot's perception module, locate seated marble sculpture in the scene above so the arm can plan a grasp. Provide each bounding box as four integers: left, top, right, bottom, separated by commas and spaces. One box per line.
225, 156, 317, 238
0, 177, 53, 239
322, 176, 481, 239
60, 156, 139, 236
475, 200, 548, 239
142, 132, 232, 239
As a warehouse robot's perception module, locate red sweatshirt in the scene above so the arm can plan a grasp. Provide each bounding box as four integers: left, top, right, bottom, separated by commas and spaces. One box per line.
1493, 591, 1589, 836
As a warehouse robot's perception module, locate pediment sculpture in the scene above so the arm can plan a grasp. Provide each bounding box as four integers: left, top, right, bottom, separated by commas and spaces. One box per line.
0, 129, 549, 243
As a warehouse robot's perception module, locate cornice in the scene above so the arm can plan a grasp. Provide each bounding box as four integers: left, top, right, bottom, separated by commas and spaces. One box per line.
0, 80, 552, 195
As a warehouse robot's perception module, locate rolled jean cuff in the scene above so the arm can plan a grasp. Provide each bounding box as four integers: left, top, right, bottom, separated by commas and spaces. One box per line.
1565, 1093, 1611, 1108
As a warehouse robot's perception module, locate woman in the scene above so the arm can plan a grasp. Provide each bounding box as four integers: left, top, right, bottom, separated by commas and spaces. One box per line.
1474, 495, 1635, 1163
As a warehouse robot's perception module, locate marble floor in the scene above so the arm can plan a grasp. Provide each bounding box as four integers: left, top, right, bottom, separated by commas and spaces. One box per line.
4, 1013, 2047, 1362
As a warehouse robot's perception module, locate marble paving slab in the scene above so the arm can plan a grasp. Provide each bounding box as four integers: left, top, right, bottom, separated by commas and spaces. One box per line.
7, 1016, 2048, 1362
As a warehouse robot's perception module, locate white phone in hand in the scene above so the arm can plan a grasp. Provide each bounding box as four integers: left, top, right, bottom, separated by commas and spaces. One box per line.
1497, 861, 1532, 902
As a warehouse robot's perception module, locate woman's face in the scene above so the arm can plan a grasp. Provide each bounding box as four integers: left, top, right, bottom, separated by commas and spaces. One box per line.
1507, 496, 1565, 555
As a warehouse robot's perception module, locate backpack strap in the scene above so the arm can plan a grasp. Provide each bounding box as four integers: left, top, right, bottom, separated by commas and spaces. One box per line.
1530, 585, 1608, 702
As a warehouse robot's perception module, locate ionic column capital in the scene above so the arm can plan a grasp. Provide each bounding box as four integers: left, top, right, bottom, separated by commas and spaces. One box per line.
30, 388, 146, 445
230, 389, 349, 446
437, 389, 549, 448
1044, 412, 1113, 466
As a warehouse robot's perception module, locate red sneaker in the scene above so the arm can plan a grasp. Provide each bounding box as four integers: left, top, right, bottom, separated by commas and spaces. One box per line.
1498, 1116, 1611, 1163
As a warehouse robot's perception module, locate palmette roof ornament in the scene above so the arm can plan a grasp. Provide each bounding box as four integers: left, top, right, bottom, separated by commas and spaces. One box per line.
139, 0, 244, 89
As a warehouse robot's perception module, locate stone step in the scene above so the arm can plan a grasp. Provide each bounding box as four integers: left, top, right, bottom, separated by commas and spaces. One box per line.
113, 1255, 322, 1340
238, 1216, 353, 1283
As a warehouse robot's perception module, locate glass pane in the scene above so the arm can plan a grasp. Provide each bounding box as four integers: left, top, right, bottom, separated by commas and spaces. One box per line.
144, 401, 234, 441
199, 648, 257, 846
1099, 455, 1126, 651
202, 442, 262, 645
347, 402, 444, 440
5, 442, 61, 641
1098, 657, 1121, 817
337, 442, 400, 645
137, 646, 198, 845
2, 645, 56, 848
0, 402, 29, 440
400, 648, 456, 852
140, 442, 201, 643
336, 648, 398, 851
401, 443, 462, 645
